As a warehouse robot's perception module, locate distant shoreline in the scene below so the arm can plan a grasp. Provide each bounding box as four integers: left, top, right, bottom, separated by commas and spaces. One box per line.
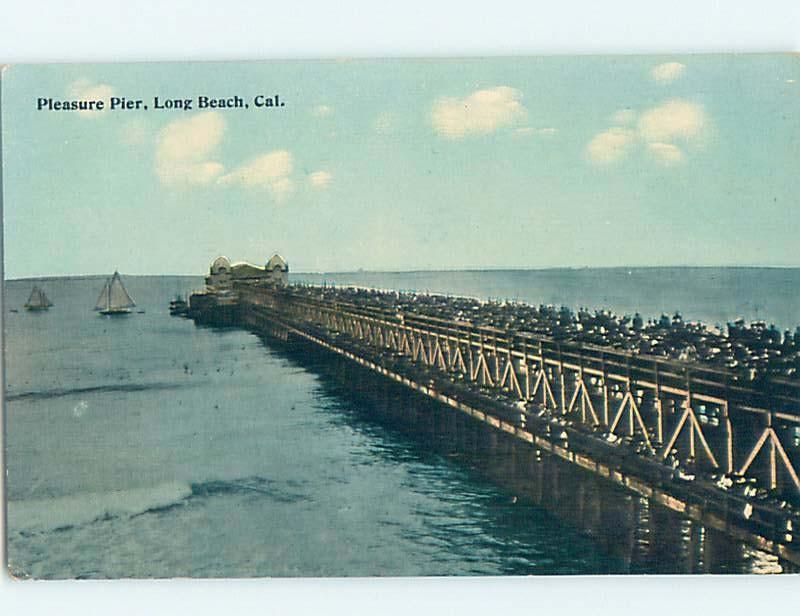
6, 264, 800, 282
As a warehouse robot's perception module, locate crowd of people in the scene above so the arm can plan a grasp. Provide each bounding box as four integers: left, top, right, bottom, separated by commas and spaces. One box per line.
295, 284, 800, 381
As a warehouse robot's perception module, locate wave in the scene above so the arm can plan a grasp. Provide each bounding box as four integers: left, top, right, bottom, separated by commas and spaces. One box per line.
7, 477, 308, 535
7, 481, 194, 534
5, 381, 184, 402
191, 477, 308, 504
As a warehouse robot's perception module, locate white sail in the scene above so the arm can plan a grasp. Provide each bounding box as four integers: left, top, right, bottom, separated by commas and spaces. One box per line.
94, 279, 111, 311
25, 286, 53, 308
108, 272, 136, 309
39, 289, 52, 307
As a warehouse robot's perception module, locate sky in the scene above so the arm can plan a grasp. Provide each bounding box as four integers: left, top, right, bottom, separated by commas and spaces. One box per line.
2, 55, 798, 278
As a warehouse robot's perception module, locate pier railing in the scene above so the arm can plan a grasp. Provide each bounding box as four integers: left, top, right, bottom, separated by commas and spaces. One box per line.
236, 283, 800, 497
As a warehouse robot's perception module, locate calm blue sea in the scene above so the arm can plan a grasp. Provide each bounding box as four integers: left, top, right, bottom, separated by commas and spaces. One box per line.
4, 269, 796, 578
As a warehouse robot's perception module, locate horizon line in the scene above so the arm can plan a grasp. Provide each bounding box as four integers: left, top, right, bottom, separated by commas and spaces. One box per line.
5, 263, 800, 282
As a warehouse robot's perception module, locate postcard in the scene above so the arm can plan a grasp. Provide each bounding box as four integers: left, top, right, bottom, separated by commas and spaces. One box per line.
2, 55, 799, 578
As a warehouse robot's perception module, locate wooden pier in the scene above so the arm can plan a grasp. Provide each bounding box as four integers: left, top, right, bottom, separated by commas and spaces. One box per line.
193, 282, 800, 566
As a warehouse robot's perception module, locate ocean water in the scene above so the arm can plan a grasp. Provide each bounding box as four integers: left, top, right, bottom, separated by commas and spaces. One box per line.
3, 270, 795, 577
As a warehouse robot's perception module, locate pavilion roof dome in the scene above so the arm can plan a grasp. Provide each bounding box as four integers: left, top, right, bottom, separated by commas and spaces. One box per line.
210, 256, 232, 273
266, 254, 288, 270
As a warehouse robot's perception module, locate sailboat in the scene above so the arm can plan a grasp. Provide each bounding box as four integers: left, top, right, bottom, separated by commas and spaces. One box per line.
24, 286, 53, 311
94, 271, 136, 315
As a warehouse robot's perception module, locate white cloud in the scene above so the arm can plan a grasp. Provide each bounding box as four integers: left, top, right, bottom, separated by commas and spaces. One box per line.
651, 62, 686, 83
586, 127, 636, 164
537, 127, 558, 136
587, 98, 707, 167
312, 105, 332, 118
637, 99, 706, 142
156, 112, 226, 186
218, 150, 295, 201
431, 86, 526, 139
648, 142, 684, 165
67, 78, 115, 118
154, 112, 297, 201
308, 170, 333, 189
